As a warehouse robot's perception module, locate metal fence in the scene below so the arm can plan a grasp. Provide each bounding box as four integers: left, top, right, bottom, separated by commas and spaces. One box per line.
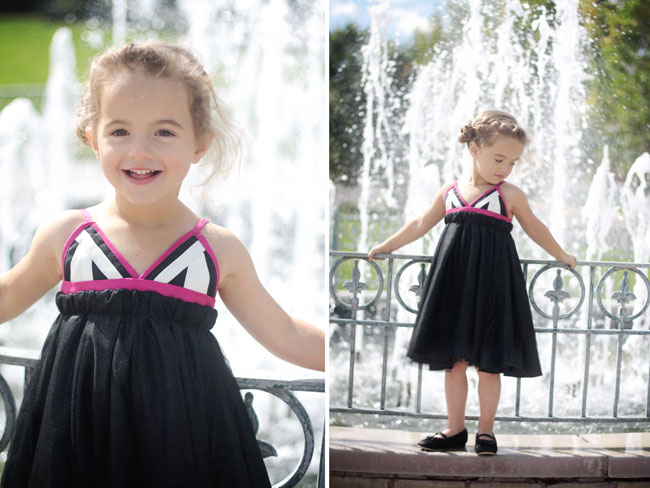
329, 251, 650, 424
0, 347, 324, 488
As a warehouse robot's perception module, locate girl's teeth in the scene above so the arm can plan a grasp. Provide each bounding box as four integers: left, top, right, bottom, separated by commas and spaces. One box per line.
131, 169, 154, 175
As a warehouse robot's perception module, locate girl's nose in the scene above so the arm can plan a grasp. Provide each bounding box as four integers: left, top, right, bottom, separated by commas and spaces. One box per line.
128, 137, 153, 161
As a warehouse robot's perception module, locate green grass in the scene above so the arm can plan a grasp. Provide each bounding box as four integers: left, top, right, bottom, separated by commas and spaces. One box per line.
0, 14, 184, 111
0, 14, 105, 86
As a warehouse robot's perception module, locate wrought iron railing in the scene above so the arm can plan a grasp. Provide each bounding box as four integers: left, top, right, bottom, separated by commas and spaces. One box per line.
330, 251, 650, 424
0, 347, 324, 488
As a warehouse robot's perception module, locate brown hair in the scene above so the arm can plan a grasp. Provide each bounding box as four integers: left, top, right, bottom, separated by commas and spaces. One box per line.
458, 109, 528, 148
77, 42, 239, 179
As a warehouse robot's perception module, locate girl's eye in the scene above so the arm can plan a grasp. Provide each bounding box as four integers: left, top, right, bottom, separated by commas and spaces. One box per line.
156, 129, 175, 137
495, 159, 503, 163
111, 129, 128, 136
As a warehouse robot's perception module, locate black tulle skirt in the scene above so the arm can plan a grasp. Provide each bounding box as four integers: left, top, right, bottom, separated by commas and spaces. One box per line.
1, 289, 271, 487
407, 212, 542, 378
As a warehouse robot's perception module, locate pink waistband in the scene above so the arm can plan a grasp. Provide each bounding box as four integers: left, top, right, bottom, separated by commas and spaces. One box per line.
61, 279, 216, 308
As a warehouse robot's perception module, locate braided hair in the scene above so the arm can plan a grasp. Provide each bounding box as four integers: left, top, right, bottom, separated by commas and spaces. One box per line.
458, 110, 528, 147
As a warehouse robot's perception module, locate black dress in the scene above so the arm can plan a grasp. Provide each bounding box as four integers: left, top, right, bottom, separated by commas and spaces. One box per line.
1, 211, 271, 487
407, 182, 542, 378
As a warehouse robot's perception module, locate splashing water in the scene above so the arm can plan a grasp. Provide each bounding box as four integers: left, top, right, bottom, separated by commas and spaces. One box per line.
622, 153, 650, 264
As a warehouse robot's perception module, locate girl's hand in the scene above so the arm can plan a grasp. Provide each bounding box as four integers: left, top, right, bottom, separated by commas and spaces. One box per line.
368, 244, 390, 261
558, 252, 577, 270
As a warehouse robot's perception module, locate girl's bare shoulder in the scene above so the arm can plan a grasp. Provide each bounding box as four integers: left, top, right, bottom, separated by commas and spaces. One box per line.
40, 209, 88, 247
436, 181, 456, 199
441, 181, 456, 192
21, 209, 88, 271
500, 181, 527, 201
200, 222, 256, 289
200, 222, 249, 262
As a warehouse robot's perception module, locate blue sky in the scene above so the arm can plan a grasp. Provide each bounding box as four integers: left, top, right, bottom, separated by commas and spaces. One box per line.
330, 0, 444, 39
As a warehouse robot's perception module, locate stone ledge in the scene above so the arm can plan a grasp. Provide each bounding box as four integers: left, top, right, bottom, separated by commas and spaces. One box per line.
330, 427, 650, 483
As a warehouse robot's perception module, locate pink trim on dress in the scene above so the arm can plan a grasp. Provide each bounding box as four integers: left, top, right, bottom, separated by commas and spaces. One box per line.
80, 209, 140, 277
195, 231, 220, 292
61, 212, 220, 305
88, 222, 140, 278
443, 183, 456, 203
80, 208, 93, 222
452, 180, 505, 207
445, 206, 512, 223
452, 182, 469, 206
140, 223, 203, 279
495, 182, 511, 220
467, 183, 500, 207
61, 279, 216, 308
61, 219, 92, 270
193, 219, 220, 292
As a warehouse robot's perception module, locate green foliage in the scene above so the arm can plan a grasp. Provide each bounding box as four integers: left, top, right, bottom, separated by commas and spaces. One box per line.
409, 16, 443, 66
580, 0, 650, 177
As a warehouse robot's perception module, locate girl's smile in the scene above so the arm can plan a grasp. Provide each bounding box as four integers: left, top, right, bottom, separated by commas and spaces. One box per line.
122, 168, 163, 184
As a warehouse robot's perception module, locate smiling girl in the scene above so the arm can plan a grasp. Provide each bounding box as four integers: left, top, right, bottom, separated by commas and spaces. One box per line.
0, 43, 324, 487
369, 110, 575, 456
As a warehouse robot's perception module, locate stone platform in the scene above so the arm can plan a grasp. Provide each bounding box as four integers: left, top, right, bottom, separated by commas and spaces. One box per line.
330, 427, 650, 487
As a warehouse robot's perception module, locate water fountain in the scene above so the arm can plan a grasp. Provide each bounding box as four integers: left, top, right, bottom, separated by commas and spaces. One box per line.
331, 0, 649, 432
0, 0, 325, 482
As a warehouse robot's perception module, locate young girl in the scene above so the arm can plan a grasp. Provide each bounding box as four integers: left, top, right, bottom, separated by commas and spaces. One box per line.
369, 110, 575, 456
0, 43, 324, 487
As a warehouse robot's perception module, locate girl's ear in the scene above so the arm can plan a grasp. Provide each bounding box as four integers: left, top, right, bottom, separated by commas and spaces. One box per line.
85, 127, 100, 159
192, 134, 212, 164
468, 141, 479, 158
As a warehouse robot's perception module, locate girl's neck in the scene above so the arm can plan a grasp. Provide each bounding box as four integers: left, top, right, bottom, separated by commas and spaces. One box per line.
106, 194, 192, 228
469, 161, 493, 188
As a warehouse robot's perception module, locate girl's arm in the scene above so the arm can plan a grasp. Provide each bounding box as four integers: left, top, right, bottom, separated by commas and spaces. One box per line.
208, 226, 325, 371
506, 184, 576, 269
368, 183, 451, 260
0, 211, 81, 323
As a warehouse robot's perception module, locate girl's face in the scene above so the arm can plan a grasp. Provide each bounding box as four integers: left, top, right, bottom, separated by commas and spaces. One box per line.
86, 71, 208, 210
469, 135, 524, 185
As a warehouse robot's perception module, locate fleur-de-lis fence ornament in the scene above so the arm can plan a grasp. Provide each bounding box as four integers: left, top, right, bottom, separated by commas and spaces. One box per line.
544, 269, 571, 305
611, 270, 636, 318
408, 263, 427, 308
244, 391, 278, 459
343, 260, 367, 308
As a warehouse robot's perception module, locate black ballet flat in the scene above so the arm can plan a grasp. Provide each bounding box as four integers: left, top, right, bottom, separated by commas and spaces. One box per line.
418, 428, 468, 451
474, 433, 498, 455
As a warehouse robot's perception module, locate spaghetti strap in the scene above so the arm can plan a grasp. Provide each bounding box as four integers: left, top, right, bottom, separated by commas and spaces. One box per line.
194, 218, 209, 232
80, 209, 93, 222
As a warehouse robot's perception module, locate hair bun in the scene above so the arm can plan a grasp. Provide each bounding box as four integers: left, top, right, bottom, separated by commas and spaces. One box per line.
458, 123, 476, 144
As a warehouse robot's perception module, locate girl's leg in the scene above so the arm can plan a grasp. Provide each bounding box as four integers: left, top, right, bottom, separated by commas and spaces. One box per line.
442, 360, 468, 435
477, 371, 501, 434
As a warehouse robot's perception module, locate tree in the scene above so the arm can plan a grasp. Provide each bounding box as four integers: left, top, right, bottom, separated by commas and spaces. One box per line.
329, 24, 367, 186
581, 0, 650, 177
